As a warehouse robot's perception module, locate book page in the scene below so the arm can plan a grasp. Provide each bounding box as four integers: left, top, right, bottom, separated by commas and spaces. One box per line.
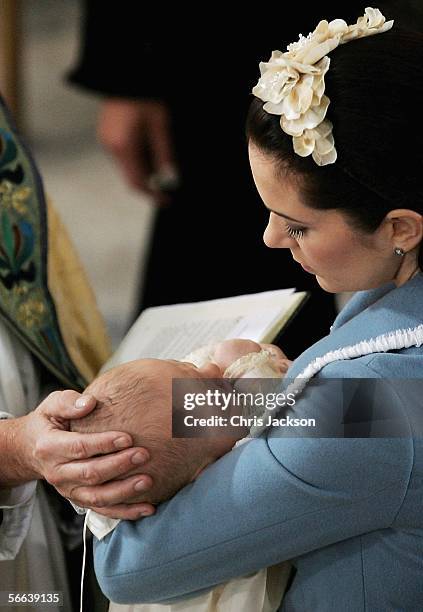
137, 316, 244, 360
104, 289, 307, 370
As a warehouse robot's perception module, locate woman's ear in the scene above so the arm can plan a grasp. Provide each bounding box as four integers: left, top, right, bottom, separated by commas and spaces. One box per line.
386, 209, 423, 253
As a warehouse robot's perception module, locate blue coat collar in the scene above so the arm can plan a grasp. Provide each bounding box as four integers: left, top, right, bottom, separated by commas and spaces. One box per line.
288, 273, 423, 379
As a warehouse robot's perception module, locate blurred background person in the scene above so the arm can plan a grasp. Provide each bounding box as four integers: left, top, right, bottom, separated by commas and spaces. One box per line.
67, 2, 370, 358
67, 0, 423, 357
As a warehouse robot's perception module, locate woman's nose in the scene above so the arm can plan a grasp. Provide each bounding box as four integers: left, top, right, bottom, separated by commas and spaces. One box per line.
263, 213, 294, 248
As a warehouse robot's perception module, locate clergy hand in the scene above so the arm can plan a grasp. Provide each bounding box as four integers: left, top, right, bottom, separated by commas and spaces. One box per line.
97, 98, 178, 206
22, 391, 156, 520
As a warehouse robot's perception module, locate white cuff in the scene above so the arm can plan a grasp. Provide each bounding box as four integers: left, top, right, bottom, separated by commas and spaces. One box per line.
68, 501, 120, 541
86, 510, 120, 540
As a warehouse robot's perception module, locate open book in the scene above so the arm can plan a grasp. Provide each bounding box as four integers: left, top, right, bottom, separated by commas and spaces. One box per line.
105, 289, 308, 370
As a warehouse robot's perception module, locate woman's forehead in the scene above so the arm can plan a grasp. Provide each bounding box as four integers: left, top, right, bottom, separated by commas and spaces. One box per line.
249, 153, 315, 219
248, 143, 358, 229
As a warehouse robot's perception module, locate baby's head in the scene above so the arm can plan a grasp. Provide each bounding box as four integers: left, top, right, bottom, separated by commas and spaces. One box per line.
71, 358, 236, 504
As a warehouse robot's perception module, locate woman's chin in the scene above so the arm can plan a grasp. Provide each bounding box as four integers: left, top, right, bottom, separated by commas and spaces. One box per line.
314, 274, 339, 294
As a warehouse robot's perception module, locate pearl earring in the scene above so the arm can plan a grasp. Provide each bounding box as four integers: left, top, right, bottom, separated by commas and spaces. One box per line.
394, 247, 405, 257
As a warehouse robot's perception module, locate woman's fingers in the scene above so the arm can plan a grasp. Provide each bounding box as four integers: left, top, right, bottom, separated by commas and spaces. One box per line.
90, 503, 156, 521
274, 358, 293, 374
52, 448, 150, 487
67, 474, 154, 509
259, 343, 289, 360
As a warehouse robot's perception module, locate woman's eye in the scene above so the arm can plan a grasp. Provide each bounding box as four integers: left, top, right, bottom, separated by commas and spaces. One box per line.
285, 223, 305, 240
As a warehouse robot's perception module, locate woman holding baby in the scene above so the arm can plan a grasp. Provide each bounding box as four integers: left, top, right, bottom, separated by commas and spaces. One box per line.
91, 9, 423, 611
2, 6, 423, 611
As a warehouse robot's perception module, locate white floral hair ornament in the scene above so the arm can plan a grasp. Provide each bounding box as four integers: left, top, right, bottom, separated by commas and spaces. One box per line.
252, 7, 394, 166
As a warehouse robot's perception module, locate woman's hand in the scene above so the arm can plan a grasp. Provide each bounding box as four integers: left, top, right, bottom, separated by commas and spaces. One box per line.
21, 391, 156, 519
259, 343, 293, 374
212, 339, 292, 375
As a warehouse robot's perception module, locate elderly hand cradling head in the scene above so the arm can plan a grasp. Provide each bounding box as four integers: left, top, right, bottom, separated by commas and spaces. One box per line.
71, 359, 232, 508
70, 339, 290, 511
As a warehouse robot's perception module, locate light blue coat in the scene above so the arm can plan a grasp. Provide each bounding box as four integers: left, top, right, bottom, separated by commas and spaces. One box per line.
94, 274, 423, 611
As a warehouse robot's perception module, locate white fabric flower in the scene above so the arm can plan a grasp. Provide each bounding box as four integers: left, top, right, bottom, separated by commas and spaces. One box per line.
286, 18, 349, 65
252, 56, 300, 108
282, 94, 330, 137
252, 7, 394, 166
293, 120, 337, 166
342, 7, 394, 43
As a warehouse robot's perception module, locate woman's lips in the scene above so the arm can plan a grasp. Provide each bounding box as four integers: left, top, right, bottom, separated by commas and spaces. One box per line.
294, 258, 315, 273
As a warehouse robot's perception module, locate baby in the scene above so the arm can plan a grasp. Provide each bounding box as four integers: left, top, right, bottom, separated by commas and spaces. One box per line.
72, 340, 291, 612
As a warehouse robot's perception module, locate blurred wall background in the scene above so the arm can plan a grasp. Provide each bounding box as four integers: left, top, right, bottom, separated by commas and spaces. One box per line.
0, 0, 154, 346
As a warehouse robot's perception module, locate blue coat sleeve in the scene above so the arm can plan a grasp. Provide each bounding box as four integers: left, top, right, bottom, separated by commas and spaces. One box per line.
94, 360, 414, 604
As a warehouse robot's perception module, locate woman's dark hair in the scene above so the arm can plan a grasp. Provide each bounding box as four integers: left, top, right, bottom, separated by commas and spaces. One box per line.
246, 28, 423, 268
